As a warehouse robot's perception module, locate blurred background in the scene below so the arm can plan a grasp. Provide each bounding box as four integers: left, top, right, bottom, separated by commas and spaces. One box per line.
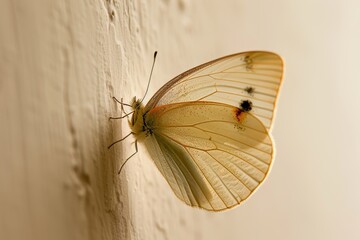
1, 0, 359, 240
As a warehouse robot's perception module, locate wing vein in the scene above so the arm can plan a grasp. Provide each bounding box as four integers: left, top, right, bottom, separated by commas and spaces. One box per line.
183, 147, 228, 208
193, 126, 270, 154
206, 151, 251, 192
219, 71, 282, 80
202, 151, 242, 203
159, 134, 215, 209
158, 137, 190, 204
210, 75, 279, 90
158, 127, 271, 169
222, 62, 281, 73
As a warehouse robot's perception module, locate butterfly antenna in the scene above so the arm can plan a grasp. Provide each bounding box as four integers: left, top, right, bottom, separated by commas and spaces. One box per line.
140, 51, 158, 105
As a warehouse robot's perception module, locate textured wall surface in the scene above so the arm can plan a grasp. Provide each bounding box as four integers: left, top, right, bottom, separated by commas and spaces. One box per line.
1, 0, 360, 240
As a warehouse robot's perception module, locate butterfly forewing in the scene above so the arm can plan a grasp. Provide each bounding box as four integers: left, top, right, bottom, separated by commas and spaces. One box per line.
145, 51, 284, 130
144, 102, 273, 211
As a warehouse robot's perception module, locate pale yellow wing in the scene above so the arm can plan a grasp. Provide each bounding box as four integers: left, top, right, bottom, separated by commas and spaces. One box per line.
145, 51, 284, 131
143, 102, 273, 211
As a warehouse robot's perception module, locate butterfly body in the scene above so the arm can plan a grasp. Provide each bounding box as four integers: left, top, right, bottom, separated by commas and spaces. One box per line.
129, 98, 150, 141
123, 51, 284, 211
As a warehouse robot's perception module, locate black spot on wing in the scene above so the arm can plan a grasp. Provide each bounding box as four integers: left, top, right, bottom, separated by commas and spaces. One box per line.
240, 100, 253, 112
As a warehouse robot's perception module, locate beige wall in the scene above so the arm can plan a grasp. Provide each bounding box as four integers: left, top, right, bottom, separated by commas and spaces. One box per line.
1, 0, 360, 240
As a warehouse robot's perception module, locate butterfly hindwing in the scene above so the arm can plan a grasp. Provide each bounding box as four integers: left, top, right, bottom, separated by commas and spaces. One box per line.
143, 102, 273, 211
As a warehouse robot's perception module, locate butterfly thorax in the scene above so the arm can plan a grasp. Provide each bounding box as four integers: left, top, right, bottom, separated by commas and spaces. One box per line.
129, 97, 153, 141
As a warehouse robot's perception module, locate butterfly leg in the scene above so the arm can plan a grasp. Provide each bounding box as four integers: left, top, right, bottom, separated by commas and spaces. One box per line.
109, 96, 133, 119
108, 132, 134, 149
118, 140, 138, 174
112, 96, 131, 113
120, 97, 129, 114
108, 111, 134, 120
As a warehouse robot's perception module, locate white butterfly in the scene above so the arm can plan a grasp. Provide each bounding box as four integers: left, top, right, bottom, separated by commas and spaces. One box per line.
112, 51, 284, 211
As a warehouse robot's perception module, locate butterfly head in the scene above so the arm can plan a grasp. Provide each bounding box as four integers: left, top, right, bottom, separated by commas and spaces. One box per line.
130, 97, 142, 110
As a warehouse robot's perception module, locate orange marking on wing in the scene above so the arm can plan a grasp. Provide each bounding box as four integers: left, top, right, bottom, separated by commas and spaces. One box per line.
234, 108, 247, 123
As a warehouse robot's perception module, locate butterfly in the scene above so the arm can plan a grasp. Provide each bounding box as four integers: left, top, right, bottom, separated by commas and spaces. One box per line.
111, 51, 284, 211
